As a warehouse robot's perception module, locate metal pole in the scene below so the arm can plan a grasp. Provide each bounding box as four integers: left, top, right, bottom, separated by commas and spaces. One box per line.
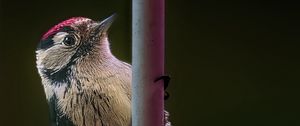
132, 0, 165, 125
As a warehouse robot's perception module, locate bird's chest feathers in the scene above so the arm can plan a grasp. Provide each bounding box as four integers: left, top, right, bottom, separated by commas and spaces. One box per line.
49, 76, 131, 126
41, 61, 131, 125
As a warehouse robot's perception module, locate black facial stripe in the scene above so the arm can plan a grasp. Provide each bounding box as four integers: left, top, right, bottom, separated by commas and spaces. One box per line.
42, 48, 78, 85
37, 36, 54, 50
37, 26, 75, 50
43, 66, 72, 85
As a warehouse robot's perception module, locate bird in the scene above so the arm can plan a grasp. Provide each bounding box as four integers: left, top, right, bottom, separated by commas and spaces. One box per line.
36, 15, 171, 126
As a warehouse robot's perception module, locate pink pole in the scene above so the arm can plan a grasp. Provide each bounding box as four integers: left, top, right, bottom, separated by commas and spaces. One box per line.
132, 0, 165, 125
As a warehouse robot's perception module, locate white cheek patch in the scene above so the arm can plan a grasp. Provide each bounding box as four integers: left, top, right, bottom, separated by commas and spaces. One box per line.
52, 32, 69, 43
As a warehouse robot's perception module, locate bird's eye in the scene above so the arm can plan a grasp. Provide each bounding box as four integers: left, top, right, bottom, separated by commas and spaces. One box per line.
62, 35, 76, 46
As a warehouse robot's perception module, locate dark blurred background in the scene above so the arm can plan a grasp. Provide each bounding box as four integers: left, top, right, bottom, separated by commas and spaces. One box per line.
1, 0, 300, 126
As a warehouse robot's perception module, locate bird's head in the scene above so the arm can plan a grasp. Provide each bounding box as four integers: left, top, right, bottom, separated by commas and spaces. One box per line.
36, 15, 115, 74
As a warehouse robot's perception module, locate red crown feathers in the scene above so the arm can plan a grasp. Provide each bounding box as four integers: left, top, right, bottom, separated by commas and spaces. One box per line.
41, 17, 88, 40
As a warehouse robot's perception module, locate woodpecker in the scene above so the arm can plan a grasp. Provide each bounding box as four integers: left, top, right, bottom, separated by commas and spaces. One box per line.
36, 15, 170, 126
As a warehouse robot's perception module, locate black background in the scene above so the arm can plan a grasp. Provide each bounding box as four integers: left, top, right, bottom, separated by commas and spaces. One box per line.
1, 0, 300, 126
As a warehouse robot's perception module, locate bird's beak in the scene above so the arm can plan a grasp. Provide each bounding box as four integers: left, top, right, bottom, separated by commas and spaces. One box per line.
93, 14, 116, 35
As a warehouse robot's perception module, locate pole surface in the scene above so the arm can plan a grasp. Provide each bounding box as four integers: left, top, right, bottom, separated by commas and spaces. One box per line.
132, 0, 165, 125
